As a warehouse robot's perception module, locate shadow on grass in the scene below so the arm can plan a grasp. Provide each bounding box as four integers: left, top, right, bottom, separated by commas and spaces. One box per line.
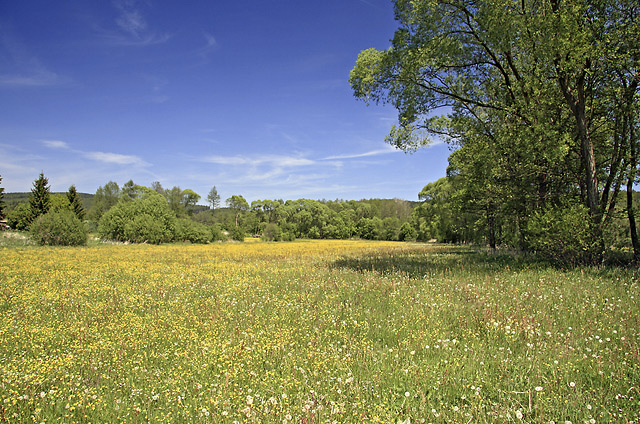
330, 244, 547, 279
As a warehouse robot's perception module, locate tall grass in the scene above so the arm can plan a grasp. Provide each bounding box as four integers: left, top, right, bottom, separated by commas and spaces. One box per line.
0, 241, 638, 423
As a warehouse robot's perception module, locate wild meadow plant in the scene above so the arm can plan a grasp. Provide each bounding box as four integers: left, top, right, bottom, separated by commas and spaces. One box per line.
0, 240, 638, 423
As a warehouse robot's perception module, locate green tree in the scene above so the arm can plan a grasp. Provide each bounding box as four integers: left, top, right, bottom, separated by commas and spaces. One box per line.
181, 189, 201, 215
28, 172, 51, 223
0, 174, 5, 219
98, 191, 176, 244
6, 203, 32, 230
207, 186, 221, 212
90, 181, 120, 223
226, 195, 249, 228
350, 0, 639, 261
67, 185, 85, 221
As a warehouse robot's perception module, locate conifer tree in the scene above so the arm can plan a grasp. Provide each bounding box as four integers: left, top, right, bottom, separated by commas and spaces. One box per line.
67, 185, 85, 221
0, 174, 5, 219
29, 172, 51, 221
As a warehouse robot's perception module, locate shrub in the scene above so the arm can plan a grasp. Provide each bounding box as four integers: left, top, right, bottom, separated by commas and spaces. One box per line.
210, 224, 226, 242
230, 226, 245, 242
262, 223, 281, 241
174, 218, 211, 243
526, 203, 600, 265
6, 203, 33, 231
30, 210, 87, 246
399, 222, 417, 241
98, 192, 175, 244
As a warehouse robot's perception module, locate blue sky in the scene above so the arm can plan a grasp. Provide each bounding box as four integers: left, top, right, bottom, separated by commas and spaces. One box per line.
0, 0, 450, 203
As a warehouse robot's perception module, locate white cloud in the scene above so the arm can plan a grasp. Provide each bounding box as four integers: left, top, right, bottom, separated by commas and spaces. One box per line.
83, 151, 148, 166
323, 145, 398, 160
41, 140, 70, 149
202, 154, 315, 167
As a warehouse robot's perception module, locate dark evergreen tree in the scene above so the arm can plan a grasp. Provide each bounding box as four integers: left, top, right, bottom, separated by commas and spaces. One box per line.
0, 174, 5, 219
67, 185, 85, 221
29, 172, 51, 222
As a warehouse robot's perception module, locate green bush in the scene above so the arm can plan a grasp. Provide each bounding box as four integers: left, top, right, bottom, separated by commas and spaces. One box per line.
6, 203, 33, 231
526, 203, 600, 265
123, 214, 168, 244
30, 210, 87, 246
399, 222, 417, 241
98, 192, 176, 244
210, 224, 226, 242
174, 218, 211, 243
230, 226, 245, 242
261, 223, 281, 241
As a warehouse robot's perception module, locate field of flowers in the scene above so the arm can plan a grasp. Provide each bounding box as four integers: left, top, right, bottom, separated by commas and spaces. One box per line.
1, 238, 639, 423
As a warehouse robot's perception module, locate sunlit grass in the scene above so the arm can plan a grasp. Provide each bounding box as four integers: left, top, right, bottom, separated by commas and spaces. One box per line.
1, 240, 638, 423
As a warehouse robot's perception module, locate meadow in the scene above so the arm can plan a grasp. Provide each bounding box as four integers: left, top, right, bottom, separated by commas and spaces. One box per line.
0, 238, 638, 423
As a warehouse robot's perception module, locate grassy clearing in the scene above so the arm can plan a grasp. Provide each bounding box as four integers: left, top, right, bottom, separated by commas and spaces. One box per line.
0, 240, 638, 423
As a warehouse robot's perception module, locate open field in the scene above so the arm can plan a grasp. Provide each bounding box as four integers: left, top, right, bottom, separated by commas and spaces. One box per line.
1, 239, 639, 423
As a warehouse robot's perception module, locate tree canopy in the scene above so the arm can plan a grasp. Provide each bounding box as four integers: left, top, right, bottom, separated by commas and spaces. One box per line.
351, 0, 640, 262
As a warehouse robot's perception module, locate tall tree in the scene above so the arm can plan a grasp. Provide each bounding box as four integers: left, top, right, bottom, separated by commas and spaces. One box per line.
67, 185, 85, 221
226, 195, 249, 227
90, 181, 120, 223
29, 172, 51, 222
0, 174, 5, 219
350, 0, 639, 260
207, 186, 221, 212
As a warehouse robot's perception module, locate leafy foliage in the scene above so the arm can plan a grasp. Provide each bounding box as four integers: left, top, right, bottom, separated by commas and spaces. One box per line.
5, 203, 33, 231
29, 210, 87, 246
527, 204, 600, 265
174, 218, 211, 244
98, 192, 176, 244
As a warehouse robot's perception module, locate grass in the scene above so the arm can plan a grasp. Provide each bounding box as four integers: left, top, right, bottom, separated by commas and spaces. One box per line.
0, 239, 638, 423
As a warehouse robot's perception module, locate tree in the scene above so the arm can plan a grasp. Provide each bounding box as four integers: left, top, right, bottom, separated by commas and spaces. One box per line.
0, 174, 5, 219
226, 195, 249, 227
90, 181, 120, 223
207, 186, 221, 211
181, 189, 201, 215
98, 191, 176, 244
67, 185, 85, 221
28, 172, 51, 223
350, 0, 640, 262
121, 179, 150, 201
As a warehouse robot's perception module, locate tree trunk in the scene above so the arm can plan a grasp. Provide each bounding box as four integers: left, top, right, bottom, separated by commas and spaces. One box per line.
558, 69, 604, 261
626, 104, 640, 261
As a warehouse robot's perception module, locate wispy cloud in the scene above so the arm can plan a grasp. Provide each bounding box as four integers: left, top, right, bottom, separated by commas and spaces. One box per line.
0, 31, 66, 88
202, 154, 315, 167
323, 144, 398, 160
41, 140, 70, 149
83, 151, 149, 166
95, 1, 171, 47
41, 139, 149, 167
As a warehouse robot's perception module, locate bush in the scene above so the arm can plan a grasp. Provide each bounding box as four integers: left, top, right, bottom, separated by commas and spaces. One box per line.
30, 210, 87, 246
526, 203, 600, 265
399, 222, 417, 241
174, 218, 211, 243
123, 214, 168, 244
262, 223, 281, 241
230, 226, 245, 242
98, 192, 176, 244
6, 203, 33, 231
210, 224, 226, 242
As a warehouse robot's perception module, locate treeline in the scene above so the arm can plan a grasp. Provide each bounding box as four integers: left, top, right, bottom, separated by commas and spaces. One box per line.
192, 196, 417, 242
1, 174, 419, 244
